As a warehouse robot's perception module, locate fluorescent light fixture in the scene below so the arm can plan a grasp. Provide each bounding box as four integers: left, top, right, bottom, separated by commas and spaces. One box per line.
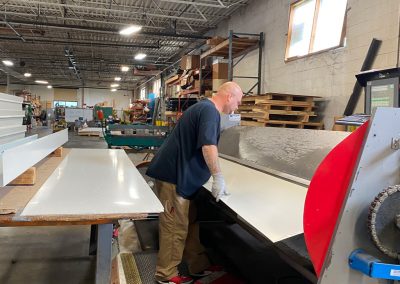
24, 73, 32, 77
111, 83, 119, 87
121, 66, 130, 72
134, 53, 147, 60
119, 25, 142, 36
47, 85, 52, 89
2, 60, 13, 66
111, 89, 117, 92
35, 80, 48, 84
114, 77, 121, 81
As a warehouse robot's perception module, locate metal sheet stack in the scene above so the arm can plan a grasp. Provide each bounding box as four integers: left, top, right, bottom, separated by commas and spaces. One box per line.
0, 92, 25, 145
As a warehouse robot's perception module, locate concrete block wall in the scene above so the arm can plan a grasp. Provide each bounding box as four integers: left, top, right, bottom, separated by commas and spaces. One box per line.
213, 0, 400, 129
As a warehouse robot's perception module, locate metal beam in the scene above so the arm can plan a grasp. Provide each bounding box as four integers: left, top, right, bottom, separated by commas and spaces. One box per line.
0, 19, 209, 39
7, 0, 208, 22
160, 0, 228, 8
0, 35, 161, 49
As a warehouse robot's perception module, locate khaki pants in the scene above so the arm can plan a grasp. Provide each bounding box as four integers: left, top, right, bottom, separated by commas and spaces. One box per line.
155, 180, 210, 281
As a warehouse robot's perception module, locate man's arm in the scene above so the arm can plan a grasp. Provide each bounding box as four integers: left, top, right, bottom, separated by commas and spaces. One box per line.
202, 145, 220, 174
202, 145, 228, 202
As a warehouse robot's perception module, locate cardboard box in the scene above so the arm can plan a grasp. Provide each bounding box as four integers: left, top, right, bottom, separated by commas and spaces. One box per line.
212, 63, 228, 79
194, 80, 212, 89
212, 79, 228, 92
180, 55, 200, 70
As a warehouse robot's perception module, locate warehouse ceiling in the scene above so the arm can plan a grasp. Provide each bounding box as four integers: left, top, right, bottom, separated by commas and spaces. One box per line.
0, 0, 247, 90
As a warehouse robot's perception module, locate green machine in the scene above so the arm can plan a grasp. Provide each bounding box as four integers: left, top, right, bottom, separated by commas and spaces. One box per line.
94, 106, 113, 120
103, 124, 169, 149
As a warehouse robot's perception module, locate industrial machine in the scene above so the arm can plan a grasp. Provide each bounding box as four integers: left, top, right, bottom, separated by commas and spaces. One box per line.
103, 124, 169, 149
302, 107, 400, 284
356, 67, 400, 115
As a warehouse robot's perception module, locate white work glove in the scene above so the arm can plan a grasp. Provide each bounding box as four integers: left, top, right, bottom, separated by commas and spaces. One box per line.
211, 172, 229, 202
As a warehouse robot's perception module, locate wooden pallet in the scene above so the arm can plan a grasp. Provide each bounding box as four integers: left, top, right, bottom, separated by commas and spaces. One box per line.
239, 104, 314, 112
241, 112, 313, 123
303, 122, 324, 130
78, 132, 101, 136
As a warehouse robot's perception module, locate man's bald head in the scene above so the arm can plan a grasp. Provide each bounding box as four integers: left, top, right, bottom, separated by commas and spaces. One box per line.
217, 82, 243, 99
212, 82, 243, 114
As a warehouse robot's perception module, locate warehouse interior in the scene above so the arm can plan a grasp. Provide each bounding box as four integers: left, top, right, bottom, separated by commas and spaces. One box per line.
0, 0, 400, 283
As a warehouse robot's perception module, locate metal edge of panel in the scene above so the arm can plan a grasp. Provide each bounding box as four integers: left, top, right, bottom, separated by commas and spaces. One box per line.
0, 92, 24, 103
0, 129, 68, 186
0, 134, 38, 152
219, 153, 310, 187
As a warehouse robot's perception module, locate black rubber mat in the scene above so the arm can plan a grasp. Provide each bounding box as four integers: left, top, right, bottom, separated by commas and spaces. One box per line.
133, 251, 158, 284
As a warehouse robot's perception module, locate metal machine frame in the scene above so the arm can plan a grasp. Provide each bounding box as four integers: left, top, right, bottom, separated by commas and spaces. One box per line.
319, 108, 400, 284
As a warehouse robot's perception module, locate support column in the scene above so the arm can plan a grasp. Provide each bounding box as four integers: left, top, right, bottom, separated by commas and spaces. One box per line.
95, 223, 113, 284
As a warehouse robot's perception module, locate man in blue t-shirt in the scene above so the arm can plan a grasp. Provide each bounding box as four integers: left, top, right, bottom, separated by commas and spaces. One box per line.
147, 82, 243, 284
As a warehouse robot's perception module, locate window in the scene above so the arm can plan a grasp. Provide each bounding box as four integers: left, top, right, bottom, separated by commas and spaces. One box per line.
152, 79, 161, 97
285, 0, 347, 60
53, 100, 78, 108
140, 87, 146, 100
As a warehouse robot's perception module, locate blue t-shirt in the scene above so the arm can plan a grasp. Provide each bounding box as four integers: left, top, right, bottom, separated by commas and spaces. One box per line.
146, 99, 220, 199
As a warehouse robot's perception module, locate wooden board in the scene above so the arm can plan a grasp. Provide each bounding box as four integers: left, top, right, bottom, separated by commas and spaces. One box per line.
201, 38, 259, 59
50, 147, 63, 157
0, 149, 70, 217
8, 167, 36, 186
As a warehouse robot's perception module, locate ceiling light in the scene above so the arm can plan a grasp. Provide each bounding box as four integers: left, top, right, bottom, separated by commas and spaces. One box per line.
2, 60, 14, 66
111, 89, 117, 92
134, 53, 147, 60
24, 73, 32, 77
115, 77, 121, 81
119, 25, 142, 36
35, 80, 48, 84
47, 85, 52, 89
121, 66, 130, 72
111, 83, 119, 87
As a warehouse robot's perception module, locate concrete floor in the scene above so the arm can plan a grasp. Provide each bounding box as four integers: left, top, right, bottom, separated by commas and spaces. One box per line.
0, 130, 147, 284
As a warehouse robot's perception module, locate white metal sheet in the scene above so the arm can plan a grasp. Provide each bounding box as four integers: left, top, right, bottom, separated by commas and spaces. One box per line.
203, 158, 307, 243
0, 125, 26, 137
0, 133, 26, 146
0, 117, 24, 127
0, 129, 68, 186
0, 135, 37, 152
0, 109, 25, 117
21, 149, 163, 216
0, 93, 23, 110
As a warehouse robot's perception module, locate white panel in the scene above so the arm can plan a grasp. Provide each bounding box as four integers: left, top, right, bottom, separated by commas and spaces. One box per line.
0, 129, 68, 186
0, 125, 26, 138
0, 117, 23, 127
203, 158, 307, 243
0, 133, 26, 145
22, 149, 163, 216
0, 109, 25, 117
0, 135, 37, 152
0, 93, 23, 110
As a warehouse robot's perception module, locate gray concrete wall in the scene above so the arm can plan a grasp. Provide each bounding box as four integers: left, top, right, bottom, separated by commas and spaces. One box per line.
212, 0, 400, 129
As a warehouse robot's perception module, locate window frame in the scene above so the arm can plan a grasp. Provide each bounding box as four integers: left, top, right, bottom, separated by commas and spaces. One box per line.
285, 0, 347, 62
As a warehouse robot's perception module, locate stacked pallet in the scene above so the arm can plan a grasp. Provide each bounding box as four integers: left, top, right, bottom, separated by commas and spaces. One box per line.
239, 93, 324, 129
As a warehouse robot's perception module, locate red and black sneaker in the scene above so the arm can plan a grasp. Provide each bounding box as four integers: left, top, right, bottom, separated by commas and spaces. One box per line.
190, 265, 224, 278
156, 275, 193, 284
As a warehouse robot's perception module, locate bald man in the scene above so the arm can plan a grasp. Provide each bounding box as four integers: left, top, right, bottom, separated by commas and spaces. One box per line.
147, 82, 243, 284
